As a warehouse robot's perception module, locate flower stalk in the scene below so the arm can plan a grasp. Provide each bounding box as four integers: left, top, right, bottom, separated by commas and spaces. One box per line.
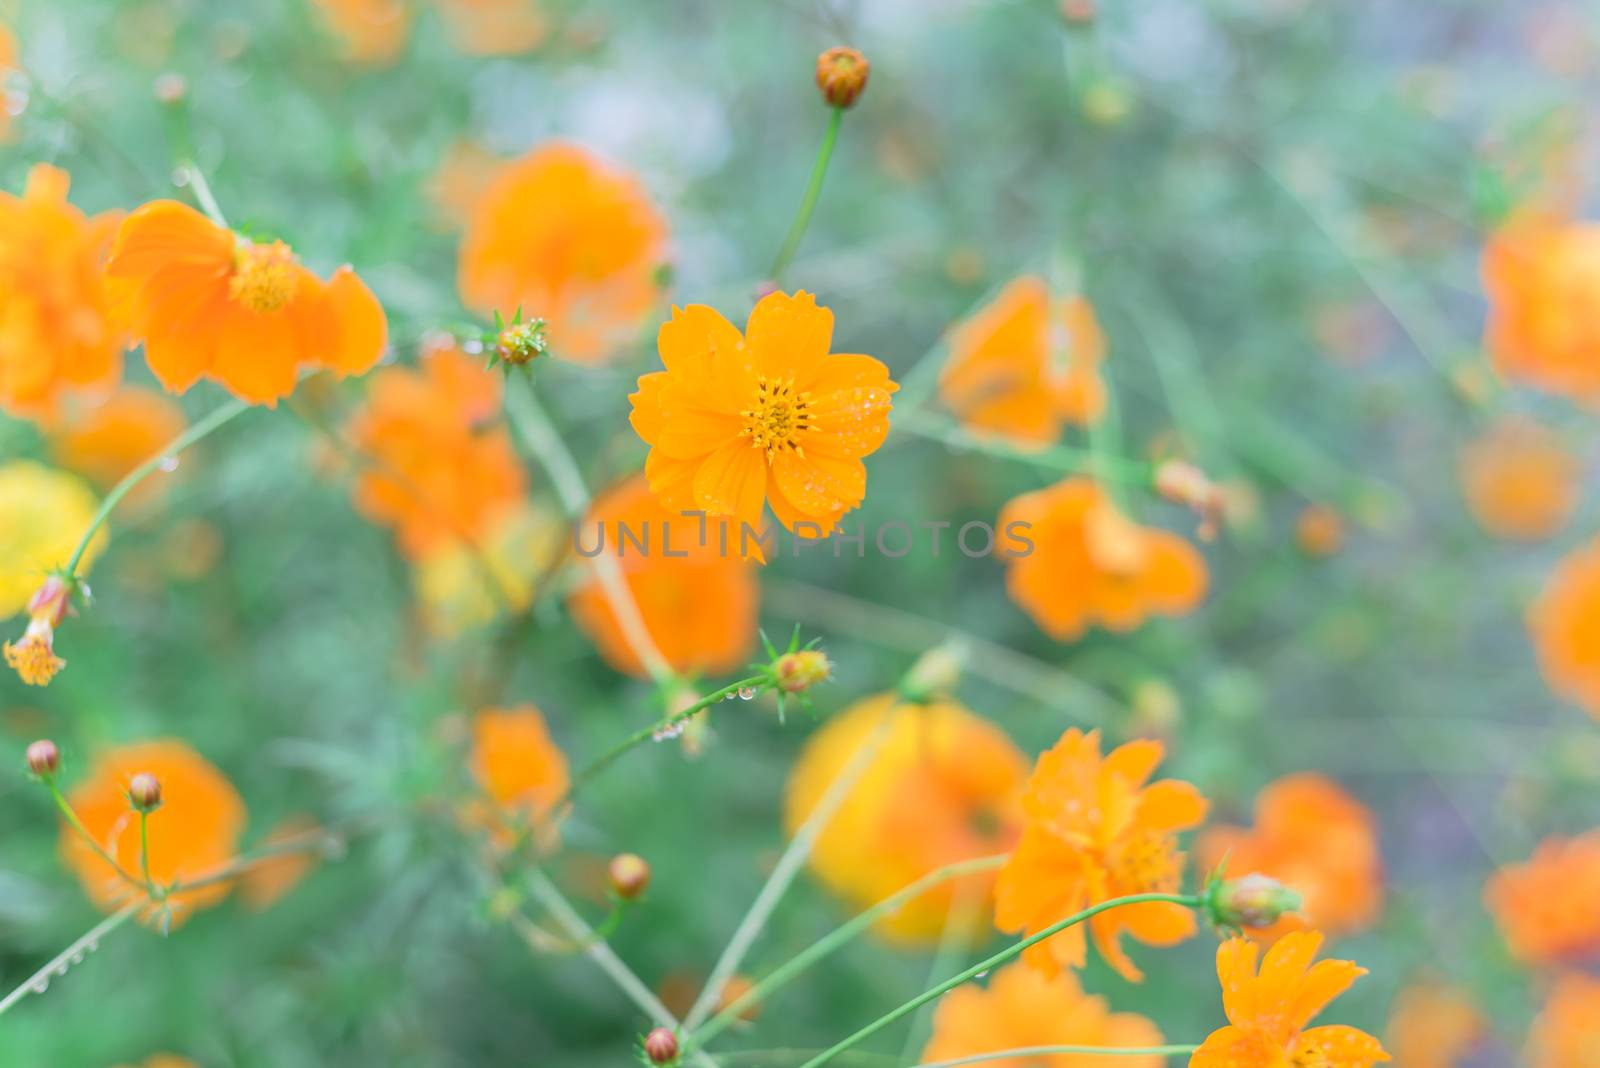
769, 106, 845, 284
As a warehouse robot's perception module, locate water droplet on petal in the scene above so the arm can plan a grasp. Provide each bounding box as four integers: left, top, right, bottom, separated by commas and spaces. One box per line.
158, 455, 180, 473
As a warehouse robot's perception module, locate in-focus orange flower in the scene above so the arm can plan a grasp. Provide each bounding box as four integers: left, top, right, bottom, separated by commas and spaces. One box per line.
463, 706, 569, 850
939, 277, 1107, 448
47, 385, 186, 509
785, 693, 1027, 945
630, 292, 898, 548
459, 144, 666, 364
60, 740, 246, 927
1385, 983, 1484, 1068
0, 165, 123, 417
568, 474, 758, 679
1191, 932, 1389, 1068
105, 200, 387, 406
995, 728, 1207, 981
240, 816, 322, 910
1482, 212, 1600, 404
345, 343, 527, 560
1527, 971, 1600, 1067
998, 478, 1207, 641
1458, 417, 1578, 541
435, 0, 546, 55
307, 0, 413, 64
1529, 539, 1600, 720
1484, 830, 1600, 966
922, 962, 1165, 1068
1296, 504, 1345, 557
1199, 773, 1383, 941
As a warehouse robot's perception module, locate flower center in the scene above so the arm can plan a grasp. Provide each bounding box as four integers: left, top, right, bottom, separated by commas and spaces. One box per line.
740, 376, 813, 460
1106, 828, 1182, 893
228, 241, 297, 314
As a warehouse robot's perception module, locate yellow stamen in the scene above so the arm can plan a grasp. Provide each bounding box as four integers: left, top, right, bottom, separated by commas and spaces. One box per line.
228, 241, 298, 314
5, 623, 64, 687
739, 375, 814, 461
1107, 828, 1182, 893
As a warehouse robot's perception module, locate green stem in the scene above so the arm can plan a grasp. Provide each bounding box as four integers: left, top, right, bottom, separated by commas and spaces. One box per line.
795, 892, 1204, 1068
551, 675, 769, 814
915, 1045, 1200, 1067
138, 811, 154, 893
692, 855, 1007, 1048
770, 107, 845, 284
0, 901, 142, 1018
175, 162, 229, 229
46, 780, 148, 892
64, 398, 251, 578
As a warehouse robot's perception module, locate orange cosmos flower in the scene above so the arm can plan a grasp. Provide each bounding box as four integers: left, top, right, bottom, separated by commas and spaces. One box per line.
240, 815, 322, 910
0, 165, 123, 418
435, 0, 546, 55
1529, 538, 1600, 720
630, 292, 898, 548
998, 478, 1207, 641
1527, 971, 1600, 1067
60, 740, 246, 927
459, 144, 666, 365
427, 140, 503, 230
105, 200, 387, 406
1191, 932, 1388, 1068
1198, 773, 1383, 941
1483, 830, 1600, 966
994, 728, 1207, 981
1458, 417, 1578, 541
463, 705, 569, 851
47, 385, 186, 509
939, 277, 1107, 448
1384, 983, 1484, 1068
308, 0, 412, 64
922, 962, 1165, 1068
785, 693, 1027, 945
1296, 504, 1345, 557
1482, 212, 1600, 404
568, 474, 758, 679
345, 343, 527, 560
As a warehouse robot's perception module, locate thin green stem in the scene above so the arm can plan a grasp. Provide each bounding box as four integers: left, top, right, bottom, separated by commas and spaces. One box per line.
770, 107, 845, 283
46, 780, 147, 892
0, 901, 142, 1018
915, 1045, 1200, 1067
175, 163, 229, 229
64, 398, 251, 578
795, 892, 1204, 1068
137, 811, 153, 892
692, 855, 1007, 1048
895, 410, 1154, 485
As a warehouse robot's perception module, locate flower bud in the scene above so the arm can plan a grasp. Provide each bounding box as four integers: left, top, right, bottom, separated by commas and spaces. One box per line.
26, 576, 73, 628
1206, 873, 1303, 930
1296, 504, 1344, 557
642, 1026, 679, 1065
774, 650, 831, 694
608, 853, 652, 901
898, 644, 965, 704
496, 317, 548, 366
25, 739, 59, 777
154, 72, 189, 105
127, 772, 163, 812
815, 47, 870, 109
1060, 0, 1097, 23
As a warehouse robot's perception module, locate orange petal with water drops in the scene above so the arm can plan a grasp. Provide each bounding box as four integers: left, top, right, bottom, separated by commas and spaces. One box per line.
1217, 937, 1263, 1025
746, 290, 834, 381
628, 371, 669, 444
1296, 1025, 1390, 1067
771, 448, 866, 520
1190, 1025, 1280, 1068
692, 441, 767, 530
644, 449, 700, 514
1288, 959, 1368, 1034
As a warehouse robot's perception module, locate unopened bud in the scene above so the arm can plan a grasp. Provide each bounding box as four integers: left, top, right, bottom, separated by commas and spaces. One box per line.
899, 644, 965, 704
1060, 0, 1097, 23
773, 650, 831, 694
496, 318, 548, 366
1207, 873, 1302, 930
127, 772, 162, 812
608, 853, 652, 901
154, 73, 189, 105
815, 47, 870, 109
1296, 504, 1344, 558
25, 739, 59, 777
26, 576, 73, 627
642, 1026, 679, 1065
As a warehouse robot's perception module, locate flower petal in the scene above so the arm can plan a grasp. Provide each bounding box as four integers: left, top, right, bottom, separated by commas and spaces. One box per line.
746, 290, 833, 380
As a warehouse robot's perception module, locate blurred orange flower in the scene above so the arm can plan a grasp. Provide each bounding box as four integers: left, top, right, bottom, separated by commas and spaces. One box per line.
785, 693, 1027, 945
568, 474, 758, 679
307, 0, 412, 64
1198, 773, 1383, 940
1458, 417, 1578, 541
630, 292, 898, 549
998, 478, 1207, 641
1296, 504, 1345, 557
995, 728, 1207, 981
0, 23, 17, 142
427, 140, 503, 230
922, 962, 1165, 1068
240, 816, 322, 910
0, 164, 123, 418
105, 200, 387, 406
939, 277, 1107, 448
60, 740, 246, 927
47, 385, 186, 509
435, 0, 546, 55
1482, 212, 1600, 404
1527, 971, 1600, 1067
463, 705, 569, 850
1191, 932, 1388, 1068
459, 144, 666, 364
1529, 538, 1600, 720
1385, 983, 1483, 1068
346, 343, 526, 560
1484, 830, 1600, 966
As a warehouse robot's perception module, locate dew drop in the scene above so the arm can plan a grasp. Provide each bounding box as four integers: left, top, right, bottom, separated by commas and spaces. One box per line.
53, 963, 68, 977
84, 940, 99, 954
737, 686, 757, 701
29, 979, 47, 994
69, 952, 84, 965
158, 455, 180, 473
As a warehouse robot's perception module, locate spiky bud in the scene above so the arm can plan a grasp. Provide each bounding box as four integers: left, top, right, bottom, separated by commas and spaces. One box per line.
25, 739, 59, 777
815, 47, 870, 109
127, 772, 163, 813
608, 853, 652, 901
774, 650, 831, 694
642, 1027, 679, 1065
495, 317, 548, 366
